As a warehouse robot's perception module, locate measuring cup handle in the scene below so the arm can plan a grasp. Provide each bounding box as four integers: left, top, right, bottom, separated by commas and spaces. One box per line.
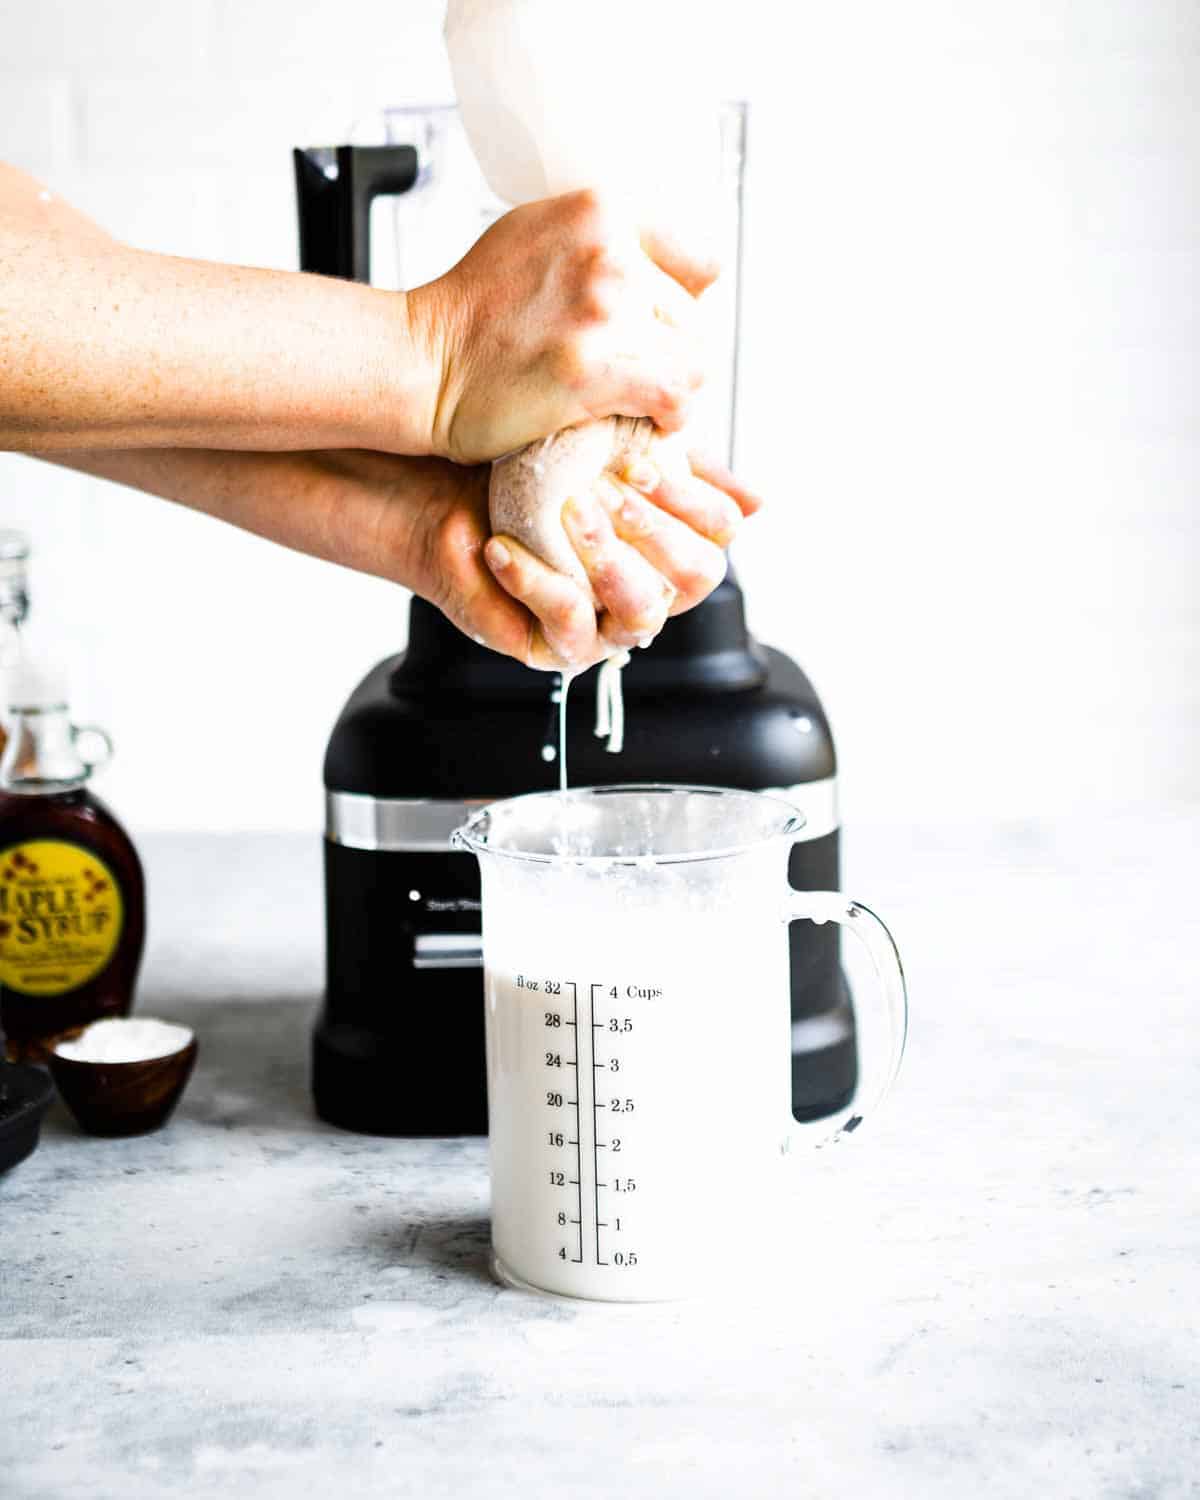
782, 891, 908, 1150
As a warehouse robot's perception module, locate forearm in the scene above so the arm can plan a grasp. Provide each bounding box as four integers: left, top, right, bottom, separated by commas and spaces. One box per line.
39, 442, 554, 661
41, 447, 444, 588
0, 164, 438, 456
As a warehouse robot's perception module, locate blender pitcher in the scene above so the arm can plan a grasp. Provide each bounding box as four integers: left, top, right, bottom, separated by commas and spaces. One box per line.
454, 785, 908, 1303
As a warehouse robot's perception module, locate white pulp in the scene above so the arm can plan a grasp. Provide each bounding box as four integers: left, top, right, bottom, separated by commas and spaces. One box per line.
55, 1017, 193, 1064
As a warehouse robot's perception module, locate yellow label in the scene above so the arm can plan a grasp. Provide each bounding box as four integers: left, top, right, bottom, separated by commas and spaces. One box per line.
0, 841, 123, 997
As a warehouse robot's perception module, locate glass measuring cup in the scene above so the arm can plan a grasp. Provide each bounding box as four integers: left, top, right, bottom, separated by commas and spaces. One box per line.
453, 785, 908, 1302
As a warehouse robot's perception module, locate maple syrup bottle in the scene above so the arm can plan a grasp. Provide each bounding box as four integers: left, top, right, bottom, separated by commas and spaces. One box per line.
0, 662, 145, 1062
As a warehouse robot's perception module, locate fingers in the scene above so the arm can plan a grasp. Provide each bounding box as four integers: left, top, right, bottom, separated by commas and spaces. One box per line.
603, 368, 702, 435
639, 258, 702, 334
619, 455, 745, 547
639, 223, 721, 298
418, 503, 554, 667
483, 534, 605, 670
597, 479, 728, 616
576, 316, 705, 435
576, 248, 707, 434
561, 493, 675, 643
685, 449, 764, 518
598, 614, 643, 652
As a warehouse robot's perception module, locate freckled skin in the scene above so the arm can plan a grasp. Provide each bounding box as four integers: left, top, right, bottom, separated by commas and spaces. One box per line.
0, 164, 761, 669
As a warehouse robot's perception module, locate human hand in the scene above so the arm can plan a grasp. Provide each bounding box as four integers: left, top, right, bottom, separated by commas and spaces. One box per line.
409, 190, 718, 466
481, 449, 762, 670
46, 442, 757, 674
285, 448, 759, 673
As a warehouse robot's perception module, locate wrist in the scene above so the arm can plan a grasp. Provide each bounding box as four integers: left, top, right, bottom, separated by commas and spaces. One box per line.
356, 282, 446, 459
402, 279, 460, 461
321, 283, 430, 457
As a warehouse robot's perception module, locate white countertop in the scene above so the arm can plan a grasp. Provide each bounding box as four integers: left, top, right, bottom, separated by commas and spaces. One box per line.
2, 816, 1197, 1500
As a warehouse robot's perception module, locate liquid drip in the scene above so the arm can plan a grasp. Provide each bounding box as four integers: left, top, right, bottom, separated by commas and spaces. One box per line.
593, 653, 629, 755
548, 653, 628, 800
557, 670, 573, 795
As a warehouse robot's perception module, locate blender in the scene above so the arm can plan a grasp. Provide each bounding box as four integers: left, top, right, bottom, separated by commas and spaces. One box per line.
294, 105, 856, 1136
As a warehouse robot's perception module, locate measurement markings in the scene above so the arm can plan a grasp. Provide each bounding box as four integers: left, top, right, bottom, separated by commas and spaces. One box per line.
590, 984, 609, 1266
566, 982, 583, 1263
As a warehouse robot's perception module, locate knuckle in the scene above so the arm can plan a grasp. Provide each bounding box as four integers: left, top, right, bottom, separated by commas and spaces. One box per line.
568, 185, 603, 219
656, 385, 687, 422
577, 278, 618, 326
589, 553, 622, 591
676, 549, 726, 602
630, 599, 669, 634
550, 339, 591, 392
693, 547, 728, 596
576, 523, 605, 552
429, 510, 479, 595
567, 186, 613, 237
618, 498, 654, 538
601, 620, 639, 649
547, 593, 582, 635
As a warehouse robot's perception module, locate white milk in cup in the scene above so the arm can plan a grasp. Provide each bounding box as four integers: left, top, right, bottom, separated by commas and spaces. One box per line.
454, 785, 908, 1302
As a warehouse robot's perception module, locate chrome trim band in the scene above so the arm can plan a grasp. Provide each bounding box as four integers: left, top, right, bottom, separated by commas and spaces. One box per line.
413, 933, 483, 970
326, 777, 839, 852
325, 792, 490, 852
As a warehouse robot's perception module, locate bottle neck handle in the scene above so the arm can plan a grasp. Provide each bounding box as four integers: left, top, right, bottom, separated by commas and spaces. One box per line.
0, 708, 110, 794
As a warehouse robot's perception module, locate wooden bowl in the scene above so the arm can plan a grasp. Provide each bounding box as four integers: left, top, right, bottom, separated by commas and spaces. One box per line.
48, 1035, 198, 1137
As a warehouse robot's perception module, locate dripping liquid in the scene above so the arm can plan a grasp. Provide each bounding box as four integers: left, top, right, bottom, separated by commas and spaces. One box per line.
549, 654, 628, 799
557, 670, 573, 796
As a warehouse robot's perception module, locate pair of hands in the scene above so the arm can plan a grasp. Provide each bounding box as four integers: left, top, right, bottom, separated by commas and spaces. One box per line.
317, 440, 758, 675
3, 162, 757, 665
397, 190, 760, 669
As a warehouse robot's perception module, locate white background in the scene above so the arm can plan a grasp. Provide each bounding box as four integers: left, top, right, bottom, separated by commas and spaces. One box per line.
0, 0, 1197, 834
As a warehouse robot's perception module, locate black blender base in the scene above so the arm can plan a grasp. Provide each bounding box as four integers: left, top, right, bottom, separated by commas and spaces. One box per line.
313, 1021, 488, 1137
790, 983, 858, 1124
791, 1041, 857, 1122
314, 998, 858, 1136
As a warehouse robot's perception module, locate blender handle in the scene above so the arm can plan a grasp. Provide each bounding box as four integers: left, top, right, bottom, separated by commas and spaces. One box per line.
293, 145, 419, 283
781, 891, 908, 1149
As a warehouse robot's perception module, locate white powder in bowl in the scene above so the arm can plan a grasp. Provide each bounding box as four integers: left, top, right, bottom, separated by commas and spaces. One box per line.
54, 1017, 194, 1064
